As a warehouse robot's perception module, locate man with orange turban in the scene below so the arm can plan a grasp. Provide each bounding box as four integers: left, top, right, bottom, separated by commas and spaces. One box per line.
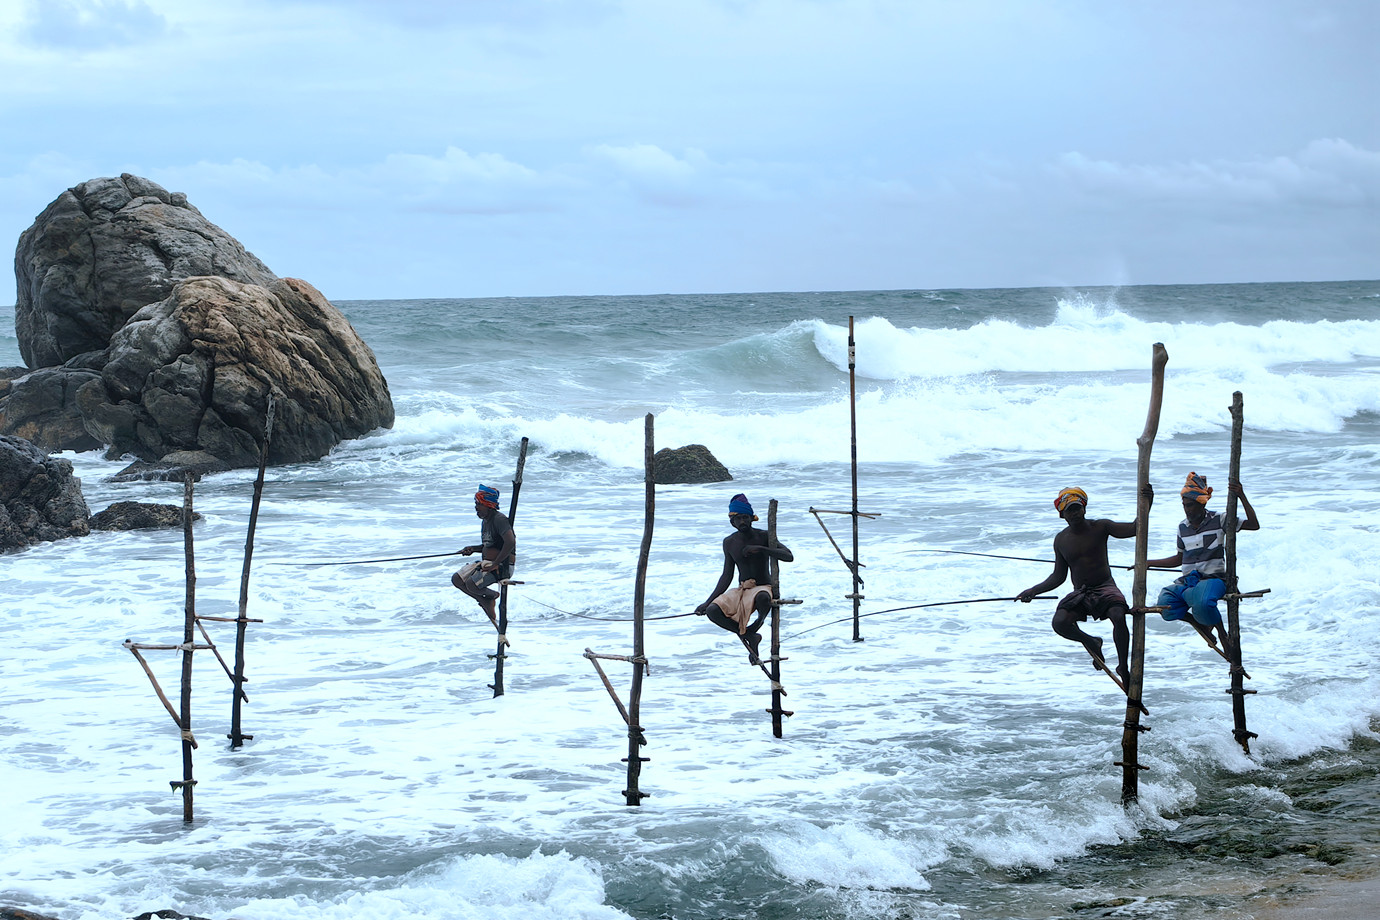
1017, 484, 1152, 684
1148, 472, 1260, 651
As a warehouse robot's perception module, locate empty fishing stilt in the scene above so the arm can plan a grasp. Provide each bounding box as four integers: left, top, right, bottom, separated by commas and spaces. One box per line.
808, 315, 880, 642
583, 414, 655, 804
1117, 344, 1166, 806
229, 394, 275, 748
489, 437, 529, 698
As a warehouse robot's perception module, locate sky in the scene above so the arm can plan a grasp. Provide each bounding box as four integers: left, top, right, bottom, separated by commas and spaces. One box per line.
0, 0, 1376, 302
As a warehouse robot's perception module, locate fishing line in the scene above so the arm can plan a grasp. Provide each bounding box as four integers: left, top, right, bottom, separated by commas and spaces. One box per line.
521, 595, 698, 623
919, 548, 1177, 572
783, 595, 1056, 641
269, 550, 464, 566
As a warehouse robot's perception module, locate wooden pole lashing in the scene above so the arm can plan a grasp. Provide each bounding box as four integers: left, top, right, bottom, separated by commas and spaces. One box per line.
175, 473, 198, 821
229, 394, 275, 748
490, 437, 529, 698
624, 413, 655, 805
1119, 343, 1167, 806
1224, 392, 1257, 753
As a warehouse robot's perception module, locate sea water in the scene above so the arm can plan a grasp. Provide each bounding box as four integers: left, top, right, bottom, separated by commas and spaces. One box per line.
1, 281, 1378, 919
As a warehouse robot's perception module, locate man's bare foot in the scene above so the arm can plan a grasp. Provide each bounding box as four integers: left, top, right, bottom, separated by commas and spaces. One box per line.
1084, 636, 1105, 668
746, 632, 762, 666
1116, 664, 1130, 684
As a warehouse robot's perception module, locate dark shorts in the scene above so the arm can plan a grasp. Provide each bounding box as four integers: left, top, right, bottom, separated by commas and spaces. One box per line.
1058, 581, 1128, 621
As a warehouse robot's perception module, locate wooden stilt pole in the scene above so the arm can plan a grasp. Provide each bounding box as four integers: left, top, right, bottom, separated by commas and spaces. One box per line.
175, 473, 198, 821
624, 414, 654, 805
1224, 392, 1258, 753
847, 316, 864, 642
1119, 343, 1167, 806
766, 499, 794, 738
490, 437, 529, 698
229, 395, 275, 748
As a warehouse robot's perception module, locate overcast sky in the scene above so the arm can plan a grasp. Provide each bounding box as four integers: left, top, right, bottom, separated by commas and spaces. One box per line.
0, 0, 1376, 302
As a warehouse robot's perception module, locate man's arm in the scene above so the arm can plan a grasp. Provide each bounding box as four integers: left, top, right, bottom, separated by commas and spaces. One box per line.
745, 539, 793, 563
695, 550, 737, 612
1106, 483, 1153, 539
1146, 549, 1183, 568
1230, 478, 1260, 531
1017, 546, 1069, 602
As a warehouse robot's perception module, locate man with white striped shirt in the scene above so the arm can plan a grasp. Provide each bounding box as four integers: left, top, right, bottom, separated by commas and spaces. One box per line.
1148, 472, 1260, 652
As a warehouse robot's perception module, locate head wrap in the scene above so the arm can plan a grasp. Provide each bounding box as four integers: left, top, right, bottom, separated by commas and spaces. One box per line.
1054, 487, 1088, 515
1180, 472, 1212, 505
475, 484, 500, 509
728, 493, 757, 520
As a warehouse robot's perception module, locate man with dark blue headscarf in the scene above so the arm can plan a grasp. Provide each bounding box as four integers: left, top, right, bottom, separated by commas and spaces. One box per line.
695, 493, 793, 664
452, 484, 516, 626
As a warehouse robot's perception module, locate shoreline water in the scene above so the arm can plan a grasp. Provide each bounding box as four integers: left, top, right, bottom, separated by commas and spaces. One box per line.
3, 282, 1378, 920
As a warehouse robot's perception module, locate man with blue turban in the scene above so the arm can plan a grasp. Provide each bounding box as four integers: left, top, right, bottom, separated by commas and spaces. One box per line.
1148, 472, 1260, 652
452, 484, 516, 627
695, 493, 794, 664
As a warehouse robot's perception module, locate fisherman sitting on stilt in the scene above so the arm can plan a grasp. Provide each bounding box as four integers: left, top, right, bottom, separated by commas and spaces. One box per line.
1017, 485, 1152, 685
695, 493, 793, 665
1148, 472, 1259, 654
452, 484, 516, 629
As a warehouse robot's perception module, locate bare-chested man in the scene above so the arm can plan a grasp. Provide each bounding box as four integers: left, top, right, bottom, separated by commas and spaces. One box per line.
1016, 485, 1151, 683
695, 493, 793, 664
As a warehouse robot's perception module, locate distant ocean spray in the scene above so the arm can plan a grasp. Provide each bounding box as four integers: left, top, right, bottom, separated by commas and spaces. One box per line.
2, 280, 1378, 920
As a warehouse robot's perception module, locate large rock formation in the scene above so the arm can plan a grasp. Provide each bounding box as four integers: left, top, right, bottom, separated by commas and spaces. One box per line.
0, 434, 90, 551
14, 173, 277, 368
3, 175, 394, 470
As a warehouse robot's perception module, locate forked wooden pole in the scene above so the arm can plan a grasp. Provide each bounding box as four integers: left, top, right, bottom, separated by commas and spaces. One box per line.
490, 437, 529, 698
1119, 343, 1167, 806
229, 395, 275, 748
624, 413, 655, 805
176, 473, 198, 821
766, 499, 794, 738
1224, 392, 1258, 753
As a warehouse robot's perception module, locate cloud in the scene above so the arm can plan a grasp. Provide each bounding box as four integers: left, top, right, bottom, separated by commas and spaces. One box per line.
20, 0, 168, 50
1050, 140, 1380, 209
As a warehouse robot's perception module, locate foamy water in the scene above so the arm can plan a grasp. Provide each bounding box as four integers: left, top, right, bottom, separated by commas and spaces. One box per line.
2, 282, 1378, 919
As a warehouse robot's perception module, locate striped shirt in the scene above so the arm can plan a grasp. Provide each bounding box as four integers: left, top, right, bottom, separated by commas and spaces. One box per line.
1177, 509, 1242, 576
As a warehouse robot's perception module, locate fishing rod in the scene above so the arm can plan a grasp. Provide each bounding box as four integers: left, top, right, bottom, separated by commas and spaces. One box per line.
919, 549, 1177, 572
784, 595, 1056, 641
268, 550, 464, 566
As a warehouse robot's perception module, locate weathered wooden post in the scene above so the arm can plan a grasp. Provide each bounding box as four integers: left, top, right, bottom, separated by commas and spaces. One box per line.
229, 395, 275, 748
847, 316, 864, 642
766, 499, 795, 738
1119, 343, 1167, 806
1224, 392, 1258, 753
175, 473, 198, 821
624, 414, 654, 804
490, 437, 529, 698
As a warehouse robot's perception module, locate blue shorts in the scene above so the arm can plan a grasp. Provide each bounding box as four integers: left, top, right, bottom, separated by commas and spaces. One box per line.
1157, 572, 1227, 626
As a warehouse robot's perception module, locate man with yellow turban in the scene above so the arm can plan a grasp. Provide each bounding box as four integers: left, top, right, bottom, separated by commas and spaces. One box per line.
1148, 472, 1260, 651
1017, 484, 1152, 684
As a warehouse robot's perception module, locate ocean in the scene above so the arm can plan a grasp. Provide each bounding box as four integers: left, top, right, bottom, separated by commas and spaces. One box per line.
2, 280, 1378, 919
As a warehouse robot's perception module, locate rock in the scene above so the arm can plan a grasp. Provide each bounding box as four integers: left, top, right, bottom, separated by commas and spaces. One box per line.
1, 907, 65, 920
0, 434, 90, 551
81, 275, 393, 469
90, 501, 199, 530
653, 444, 733, 484
14, 173, 276, 368
0, 366, 105, 452
132, 911, 214, 920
